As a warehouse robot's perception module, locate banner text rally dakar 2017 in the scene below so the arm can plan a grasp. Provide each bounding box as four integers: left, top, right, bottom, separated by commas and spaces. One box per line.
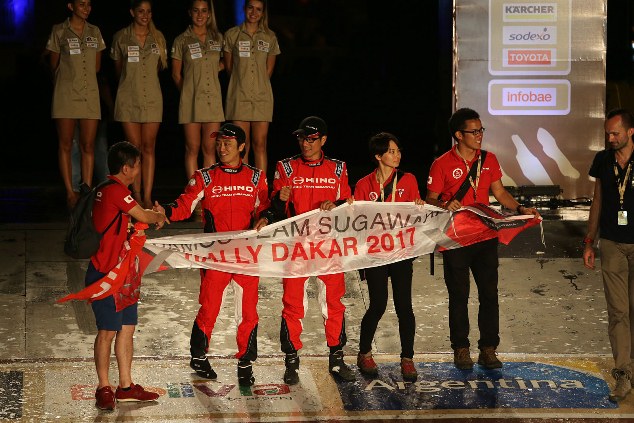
142, 202, 540, 279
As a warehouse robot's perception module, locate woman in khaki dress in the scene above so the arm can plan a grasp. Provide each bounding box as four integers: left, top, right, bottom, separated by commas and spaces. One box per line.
111, 0, 167, 208
223, 0, 280, 176
46, 0, 106, 208
172, 0, 224, 179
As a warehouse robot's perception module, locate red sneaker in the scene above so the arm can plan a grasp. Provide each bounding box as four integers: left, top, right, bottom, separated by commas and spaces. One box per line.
357, 352, 378, 376
115, 383, 159, 402
400, 358, 418, 381
95, 386, 115, 410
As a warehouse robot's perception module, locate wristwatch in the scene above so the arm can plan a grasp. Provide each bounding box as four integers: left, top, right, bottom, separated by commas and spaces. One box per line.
582, 237, 594, 247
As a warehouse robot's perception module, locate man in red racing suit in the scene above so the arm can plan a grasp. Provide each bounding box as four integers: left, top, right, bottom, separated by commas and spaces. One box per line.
270, 116, 355, 384
157, 123, 275, 387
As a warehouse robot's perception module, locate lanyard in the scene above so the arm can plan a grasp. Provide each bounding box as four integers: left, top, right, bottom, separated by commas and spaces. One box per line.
614, 161, 632, 209
377, 170, 398, 202
456, 150, 482, 201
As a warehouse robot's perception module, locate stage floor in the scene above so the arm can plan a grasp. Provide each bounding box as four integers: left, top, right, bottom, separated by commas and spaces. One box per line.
2, 187, 629, 421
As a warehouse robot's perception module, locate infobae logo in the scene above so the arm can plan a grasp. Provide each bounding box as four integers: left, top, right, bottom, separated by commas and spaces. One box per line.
488, 80, 570, 115
503, 87, 556, 107
503, 3, 557, 22
503, 26, 556, 44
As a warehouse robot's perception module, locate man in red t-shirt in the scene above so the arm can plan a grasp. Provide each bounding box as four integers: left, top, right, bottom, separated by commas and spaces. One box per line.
426, 108, 539, 371
87, 141, 168, 411
270, 116, 355, 385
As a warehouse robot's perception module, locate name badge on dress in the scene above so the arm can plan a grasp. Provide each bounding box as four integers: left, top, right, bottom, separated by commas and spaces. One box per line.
618, 210, 628, 226
191, 52, 203, 59
70, 49, 81, 55
257, 40, 270, 52
128, 56, 140, 62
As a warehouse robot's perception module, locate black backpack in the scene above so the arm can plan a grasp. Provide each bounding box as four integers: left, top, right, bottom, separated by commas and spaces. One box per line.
64, 179, 122, 259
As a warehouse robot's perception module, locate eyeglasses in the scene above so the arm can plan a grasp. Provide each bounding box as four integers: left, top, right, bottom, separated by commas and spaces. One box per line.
460, 127, 486, 136
296, 134, 321, 143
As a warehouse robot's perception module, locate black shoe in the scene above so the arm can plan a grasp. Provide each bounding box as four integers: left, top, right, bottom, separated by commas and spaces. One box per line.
283, 353, 300, 385
238, 360, 255, 387
190, 356, 217, 379
329, 350, 355, 382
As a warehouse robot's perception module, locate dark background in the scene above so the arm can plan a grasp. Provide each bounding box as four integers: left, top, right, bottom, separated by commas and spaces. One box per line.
0, 0, 633, 208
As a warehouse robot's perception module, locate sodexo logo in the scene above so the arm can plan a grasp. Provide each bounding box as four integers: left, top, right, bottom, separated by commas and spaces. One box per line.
334, 362, 616, 411
503, 26, 557, 44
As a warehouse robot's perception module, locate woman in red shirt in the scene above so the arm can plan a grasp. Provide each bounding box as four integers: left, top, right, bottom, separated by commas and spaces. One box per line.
353, 132, 424, 381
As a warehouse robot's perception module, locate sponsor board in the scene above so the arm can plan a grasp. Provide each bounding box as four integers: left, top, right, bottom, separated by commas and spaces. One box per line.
489, 0, 571, 75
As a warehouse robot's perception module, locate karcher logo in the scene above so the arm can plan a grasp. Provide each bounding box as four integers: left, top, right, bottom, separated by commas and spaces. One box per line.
504, 5, 555, 14
503, 2, 557, 22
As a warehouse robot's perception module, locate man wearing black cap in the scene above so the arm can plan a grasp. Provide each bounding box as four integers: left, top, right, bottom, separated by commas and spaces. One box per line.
270, 116, 355, 384
155, 123, 276, 387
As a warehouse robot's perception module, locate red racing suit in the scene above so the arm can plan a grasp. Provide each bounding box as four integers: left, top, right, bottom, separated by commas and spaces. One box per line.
164, 161, 272, 361
271, 152, 352, 353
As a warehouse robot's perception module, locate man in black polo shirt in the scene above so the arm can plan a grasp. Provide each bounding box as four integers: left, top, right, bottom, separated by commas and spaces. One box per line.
583, 108, 634, 402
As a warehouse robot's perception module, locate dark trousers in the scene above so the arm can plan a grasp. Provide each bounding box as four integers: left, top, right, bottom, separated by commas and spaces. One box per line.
441, 238, 499, 350
358, 259, 415, 359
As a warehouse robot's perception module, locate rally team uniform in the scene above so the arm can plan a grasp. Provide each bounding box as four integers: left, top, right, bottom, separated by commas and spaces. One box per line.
46, 19, 106, 119
171, 27, 225, 124
590, 149, 634, 372
223, 24, 280, 122
111, 25, 165, 123
427, 146, 503, 350
87, 176, 137, 331
354, 169, 420, 359
163, 162, 271, 361
271, 153, 351, 353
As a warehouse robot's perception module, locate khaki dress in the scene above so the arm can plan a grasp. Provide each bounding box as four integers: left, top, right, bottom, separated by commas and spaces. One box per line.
223, 24, 280, 122
46, 19, 106, 119
111, 25, 165, 123
171, 27, 224, 124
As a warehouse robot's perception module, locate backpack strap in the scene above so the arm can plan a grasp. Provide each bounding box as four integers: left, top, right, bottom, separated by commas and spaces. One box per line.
96, 179, 123, 236
102, 211, 123, 235
451, 150, 487, 203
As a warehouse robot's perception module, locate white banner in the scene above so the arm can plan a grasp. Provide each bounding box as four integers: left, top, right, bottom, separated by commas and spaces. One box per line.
142, 202, 540, 278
